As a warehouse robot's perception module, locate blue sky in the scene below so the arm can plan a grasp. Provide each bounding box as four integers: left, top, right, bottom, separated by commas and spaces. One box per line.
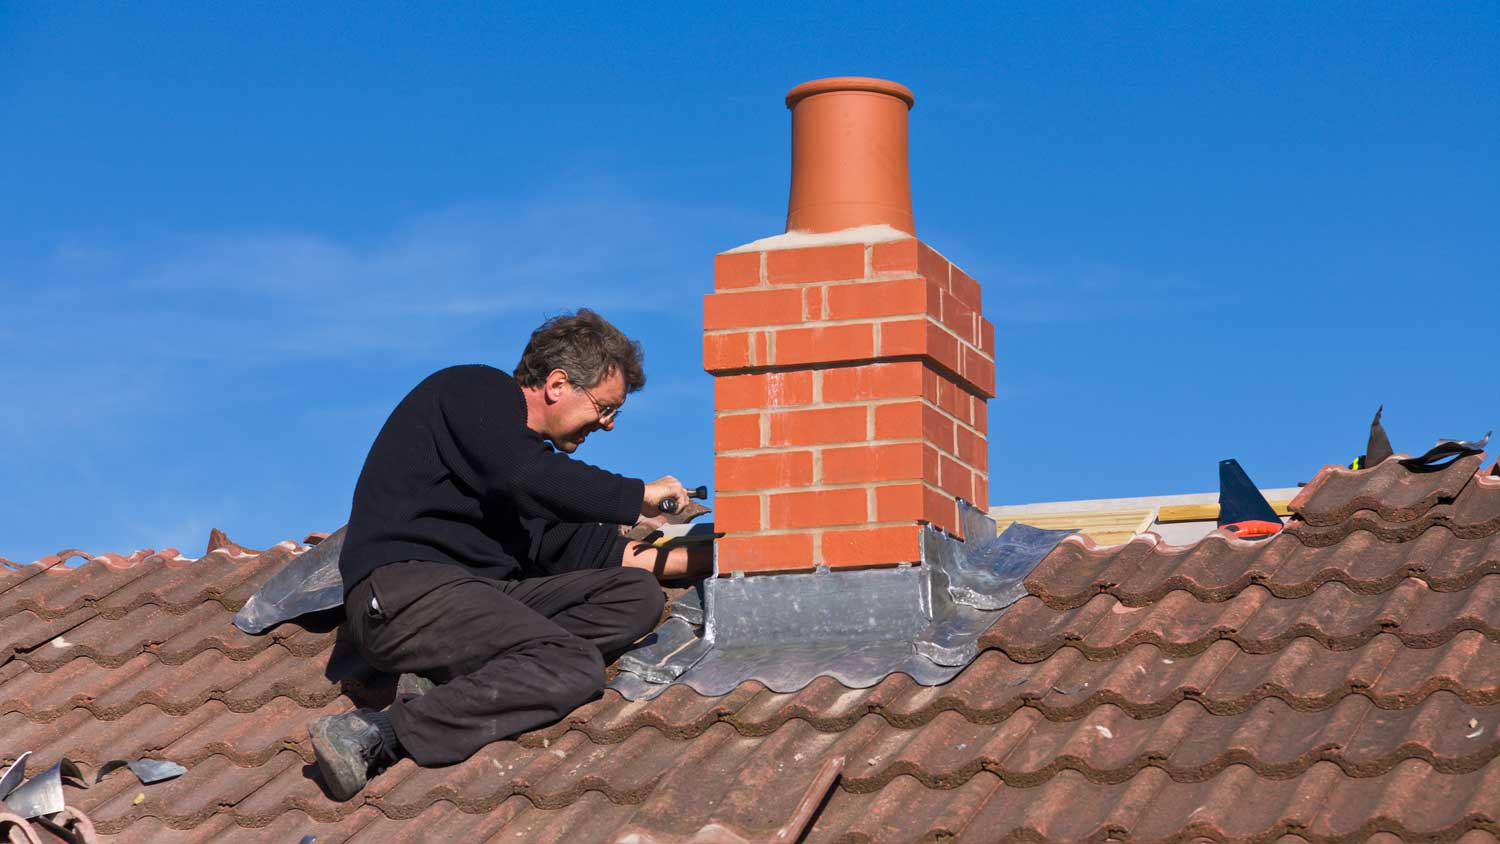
2, 3, 1496, 563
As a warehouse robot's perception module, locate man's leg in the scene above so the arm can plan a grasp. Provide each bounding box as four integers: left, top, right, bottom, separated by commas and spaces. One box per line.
501, 566, 665, 663
345, 561, 605, 767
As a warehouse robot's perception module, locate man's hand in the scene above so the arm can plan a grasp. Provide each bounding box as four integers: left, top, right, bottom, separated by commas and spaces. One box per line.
642, 475, 689, 518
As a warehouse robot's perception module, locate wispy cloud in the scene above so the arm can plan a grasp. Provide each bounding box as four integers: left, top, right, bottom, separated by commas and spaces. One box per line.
7, 178, 733, 363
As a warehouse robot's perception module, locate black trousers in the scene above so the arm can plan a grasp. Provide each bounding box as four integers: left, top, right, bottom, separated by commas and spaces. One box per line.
344, 559, 664, 766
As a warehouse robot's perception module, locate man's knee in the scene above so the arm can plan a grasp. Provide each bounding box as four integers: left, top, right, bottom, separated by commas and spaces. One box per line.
538, 638, 606, 709
615, 566, 666, 636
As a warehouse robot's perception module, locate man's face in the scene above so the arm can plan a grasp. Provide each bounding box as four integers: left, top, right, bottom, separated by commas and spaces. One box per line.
551, 367, 625, 453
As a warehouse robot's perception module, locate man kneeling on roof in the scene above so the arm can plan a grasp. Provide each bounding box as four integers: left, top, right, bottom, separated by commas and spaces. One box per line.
310, 309, 712, 800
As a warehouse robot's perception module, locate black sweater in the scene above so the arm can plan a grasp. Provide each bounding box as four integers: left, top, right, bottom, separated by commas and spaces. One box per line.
339, 365, 645, 594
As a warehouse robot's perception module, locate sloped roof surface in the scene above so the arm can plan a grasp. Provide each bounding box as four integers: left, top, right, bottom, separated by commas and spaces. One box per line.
3, 456, 1500, 842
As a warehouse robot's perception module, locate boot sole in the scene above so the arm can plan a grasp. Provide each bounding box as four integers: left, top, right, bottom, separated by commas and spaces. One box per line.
310, 716, 368, 801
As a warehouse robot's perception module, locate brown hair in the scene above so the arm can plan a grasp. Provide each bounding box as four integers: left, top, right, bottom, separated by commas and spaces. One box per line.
513, 309, 646, 393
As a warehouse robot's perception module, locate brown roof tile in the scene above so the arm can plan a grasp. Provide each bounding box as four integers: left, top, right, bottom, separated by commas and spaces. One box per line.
3, 455, 1500, 841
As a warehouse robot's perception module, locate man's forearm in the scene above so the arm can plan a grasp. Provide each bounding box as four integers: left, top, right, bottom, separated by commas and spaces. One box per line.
620, 542, 713, 579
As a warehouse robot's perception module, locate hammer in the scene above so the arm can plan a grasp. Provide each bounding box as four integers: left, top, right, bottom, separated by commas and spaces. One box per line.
659, 485, 709, 514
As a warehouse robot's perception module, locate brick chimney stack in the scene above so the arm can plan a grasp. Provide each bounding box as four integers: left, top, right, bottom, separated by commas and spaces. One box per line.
704, 77, 995, 575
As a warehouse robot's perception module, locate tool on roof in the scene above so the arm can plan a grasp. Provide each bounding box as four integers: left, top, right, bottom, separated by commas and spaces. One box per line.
1400, 431, 1491, 469
659, 485, 708, 515
1217, 458, 1282, 538
1350, 405, 1394, 470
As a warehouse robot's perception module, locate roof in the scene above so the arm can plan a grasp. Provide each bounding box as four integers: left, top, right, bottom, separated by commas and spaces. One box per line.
3, 455, 1500, 842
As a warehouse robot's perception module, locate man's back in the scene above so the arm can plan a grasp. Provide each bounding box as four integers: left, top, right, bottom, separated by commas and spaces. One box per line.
339, 364, 642, 593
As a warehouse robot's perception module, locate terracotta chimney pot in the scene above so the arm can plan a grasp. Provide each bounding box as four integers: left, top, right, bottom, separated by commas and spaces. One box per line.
785, 76, 916, 235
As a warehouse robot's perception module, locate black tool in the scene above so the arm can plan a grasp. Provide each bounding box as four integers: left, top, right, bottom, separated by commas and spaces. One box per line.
659, 485, 708, 514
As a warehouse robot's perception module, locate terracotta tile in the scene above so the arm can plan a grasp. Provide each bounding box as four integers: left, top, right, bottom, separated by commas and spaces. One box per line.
1292, 453, 1485, 526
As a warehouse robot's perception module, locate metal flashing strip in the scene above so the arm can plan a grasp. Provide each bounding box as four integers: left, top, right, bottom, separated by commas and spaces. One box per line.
233, 526, 347, 634
609, 501, 1076, 701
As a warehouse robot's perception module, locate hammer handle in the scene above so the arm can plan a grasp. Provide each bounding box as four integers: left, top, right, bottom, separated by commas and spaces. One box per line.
658, 485, 708, 514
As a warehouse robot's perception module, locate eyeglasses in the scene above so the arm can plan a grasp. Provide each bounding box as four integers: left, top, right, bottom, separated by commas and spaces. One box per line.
572, 380, 623, 423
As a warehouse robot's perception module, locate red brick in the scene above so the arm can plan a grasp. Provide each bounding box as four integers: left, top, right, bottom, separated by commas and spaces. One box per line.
717, 451, 814, 492
878, 318, 926, 357
979, 317, 996, 355
717, 533, 814, 573
871, 238, 916, 274
714, 251, 761, 291
823, 525, 923, 567
927, 488, 960, 535
870, 238, 951, 287
802, 285, 826, 320
878, 318, 961, 376
703, 289, 803, 330
765, 244, 865, 285
824, 277, 935, 320
924, 444, 942, 480
927, 323, 962, 375
715, 371, 814, 411
962, 345, 996, 398
973, 400, 988, 432
714, 413, 761, 451
955, 425, 986, 468
935, 376, 970, 423
972, 474, 990, 512
767, 406, 869, 447
917, 243, 951, 288
938, 288, 977, 345
768, 488, 866, 529
773, 323, 875, 367
823, 361, 925, 403
921, 366, 942, 405
873, 483, 957, 534
949, 264, 982, 310
938, 454, 973, 501
873, 401, 923, 439
874, 483, 924, 521
713, 494, 762, 532
924, 404, 956, 453
822, 442, 925, 484
703, 331, 753, 371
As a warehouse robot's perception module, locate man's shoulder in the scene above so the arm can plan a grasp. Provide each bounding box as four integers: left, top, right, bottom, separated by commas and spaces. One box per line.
424, 363, 514, 389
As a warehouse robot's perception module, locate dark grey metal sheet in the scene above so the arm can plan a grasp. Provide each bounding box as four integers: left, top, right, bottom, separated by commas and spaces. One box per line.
1400, 432, 1492, 468
944, 522, 1077, 611
609, 499, 1068, 701
128, 759, 187, 784
233, 526, 347, 634
4, 759, 85, 819
707, 564, 927, 646
615, 617, 712, 684
669, 581, 705, 626
0, 752, 29, 801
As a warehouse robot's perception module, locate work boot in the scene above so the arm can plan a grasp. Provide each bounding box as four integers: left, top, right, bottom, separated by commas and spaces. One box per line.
310, 709, 398, 801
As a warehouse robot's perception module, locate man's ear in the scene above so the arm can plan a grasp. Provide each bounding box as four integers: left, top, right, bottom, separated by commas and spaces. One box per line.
543, 369, 571, 404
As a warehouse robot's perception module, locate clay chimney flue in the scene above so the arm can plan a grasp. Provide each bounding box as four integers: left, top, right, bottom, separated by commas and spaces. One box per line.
785, 76, 915, 235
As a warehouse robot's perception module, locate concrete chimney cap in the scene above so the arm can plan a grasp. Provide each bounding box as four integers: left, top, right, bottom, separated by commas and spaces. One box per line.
785, 76, 915, 110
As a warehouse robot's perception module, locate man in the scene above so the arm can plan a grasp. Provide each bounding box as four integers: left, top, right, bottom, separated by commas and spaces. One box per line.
310, 309, 712, 800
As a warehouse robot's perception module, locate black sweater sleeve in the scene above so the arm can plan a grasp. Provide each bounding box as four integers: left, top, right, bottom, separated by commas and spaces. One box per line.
432, 366, 644, 526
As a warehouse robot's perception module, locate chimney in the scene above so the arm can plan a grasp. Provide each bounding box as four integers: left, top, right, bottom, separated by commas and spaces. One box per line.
704, 76, 996, 574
